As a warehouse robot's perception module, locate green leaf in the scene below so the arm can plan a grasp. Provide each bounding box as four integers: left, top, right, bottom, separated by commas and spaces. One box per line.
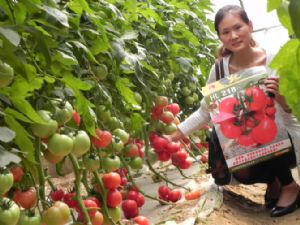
115, 78, 139, 107
14, 2, 27, 24
67, 0, 92, 15
130, 113, 145, 135
267, 0, 282, 12
10, 96, 46, 124
289, 0, 300, 39
4, 108, 33, 123
270, 39, 300, 120
0, 27, 20, 47
277, 4, 293, 35
62, 73, 92, 91
4, 115, 35, 162
0, 146, 21, 167
0, 126, 16, 143
39, 5, 69, 27
139, 8, 164, 26
69, 40, 98, 64
53, 50, 78, 66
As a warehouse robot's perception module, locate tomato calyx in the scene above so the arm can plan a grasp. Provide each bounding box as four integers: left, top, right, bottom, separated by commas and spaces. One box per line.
0, 197, 14, 210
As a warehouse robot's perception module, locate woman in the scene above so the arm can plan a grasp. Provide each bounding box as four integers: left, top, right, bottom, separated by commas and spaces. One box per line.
167, 5, 300, 217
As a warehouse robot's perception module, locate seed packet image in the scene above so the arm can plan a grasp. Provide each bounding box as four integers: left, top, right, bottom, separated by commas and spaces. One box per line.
201, 66, 292, 172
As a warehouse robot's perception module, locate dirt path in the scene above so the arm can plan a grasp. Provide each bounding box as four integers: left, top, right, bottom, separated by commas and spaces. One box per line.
204, 184, 300, 225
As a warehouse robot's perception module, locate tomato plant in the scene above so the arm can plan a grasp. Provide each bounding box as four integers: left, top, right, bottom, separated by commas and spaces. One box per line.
121, 199, 139, 219
102, 155, 121, 172
106, 189, 122, 208
133, 216, 150, 225
30, 110, 58, 138
91, 129, 112, 148
102, 172, 121, 190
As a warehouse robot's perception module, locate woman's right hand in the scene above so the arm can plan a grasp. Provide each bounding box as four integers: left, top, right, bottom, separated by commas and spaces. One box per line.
163, 129, 184, 143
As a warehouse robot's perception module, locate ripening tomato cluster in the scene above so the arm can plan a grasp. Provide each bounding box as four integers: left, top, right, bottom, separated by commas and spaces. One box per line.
149, 133, 192, 170
216, 86, 278, 147
151, 96, 181, 135
158, 185, 182, 203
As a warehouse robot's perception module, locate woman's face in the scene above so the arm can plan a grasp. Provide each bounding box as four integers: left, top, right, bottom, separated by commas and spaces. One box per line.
218, 13, 253, 53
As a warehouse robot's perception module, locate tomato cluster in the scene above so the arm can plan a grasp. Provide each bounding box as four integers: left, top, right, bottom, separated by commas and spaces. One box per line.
150, 133, 192, 170
216, 86, 278, 147
158, 185, 182, 203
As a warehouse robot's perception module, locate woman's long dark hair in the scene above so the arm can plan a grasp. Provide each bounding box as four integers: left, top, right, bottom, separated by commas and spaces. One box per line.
214, 5, 256, 58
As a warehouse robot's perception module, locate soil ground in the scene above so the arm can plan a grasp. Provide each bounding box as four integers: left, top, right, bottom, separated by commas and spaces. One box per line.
204, 184, 300, 225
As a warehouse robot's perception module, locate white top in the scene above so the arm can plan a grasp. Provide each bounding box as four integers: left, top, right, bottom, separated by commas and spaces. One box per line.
177, 49, 300, 177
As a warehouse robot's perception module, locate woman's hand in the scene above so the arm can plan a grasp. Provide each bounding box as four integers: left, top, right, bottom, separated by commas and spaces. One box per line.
163, 129, 184, 142
264, 77, 279, 97
264, 77, 292, 113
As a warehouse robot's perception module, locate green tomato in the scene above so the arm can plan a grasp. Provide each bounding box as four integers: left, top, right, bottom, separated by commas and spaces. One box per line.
0, 172, 13, 195
134, 92, 142, 104
72, 130, 91, 157
96, 105, 111, 123
48, 134, 74, 157
108, 117, 124, 129
163, 123, 177, 135
181, 86, 191, 96
94, 64, 108, 80
54, 101, 73, 125
17, 211, 41, 225
0, 198, 20, 225
129, 157, 143, 170
108, 136, 124, 153
189, 83, 197, 91
82, 155, 100, 172
31, 110, 58, 138
106, 206, 121, 223
184, 96, 195, 105
102, 155, 121, 172
192, 92, 199, 102
112, 128, 129, 144
0, 60, 14, 87
42, 201, 70, 225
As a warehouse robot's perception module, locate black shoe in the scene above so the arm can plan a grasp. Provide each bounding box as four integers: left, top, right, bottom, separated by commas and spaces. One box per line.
265, 198, 278, 209
270, 190, 300, 217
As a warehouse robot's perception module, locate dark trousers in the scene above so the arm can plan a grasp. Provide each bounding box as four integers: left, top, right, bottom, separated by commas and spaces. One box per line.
233, 149, 297, 186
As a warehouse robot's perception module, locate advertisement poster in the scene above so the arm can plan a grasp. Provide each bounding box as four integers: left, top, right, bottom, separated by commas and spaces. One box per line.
202, 68, 292, 171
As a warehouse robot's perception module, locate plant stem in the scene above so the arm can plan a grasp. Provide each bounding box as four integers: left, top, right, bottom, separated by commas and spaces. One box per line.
34, 138, 47, 210
69, 154, 92, 225
120, 156, 170, 205
5, 0, 16, 24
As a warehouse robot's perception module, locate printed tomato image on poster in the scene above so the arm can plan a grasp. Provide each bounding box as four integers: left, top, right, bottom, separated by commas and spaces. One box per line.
202, 66, 292, 171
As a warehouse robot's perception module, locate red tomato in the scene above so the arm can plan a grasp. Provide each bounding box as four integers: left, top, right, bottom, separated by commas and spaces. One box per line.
82, 199, 98, 217
133, 216, 150, 225
72, 111, 81, 126
151, 136, 168, 152
102, 172, 121, 190
63, 192, 78, 208
165, 141, 180, 154
159, 111, 175, 124
10, 165, 24, 182
13, 187, 37, 209
218, 97, 240, 114
220, 119, 242, 139
265, 107, 276, 117
158, 186, 170, 199
106, 189, 122, 208
165, 103, 180, 116
121, 200, 139, 219
244, 86, 267, 111
168, 189, 182, 202
151, 105, 164, 120
178, 158, 192, 169
237, 134, 257, 147
251, 117, 277, 144
49, 189, 65, 201
157, 151, 171, 162
91, 129, 112, 148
